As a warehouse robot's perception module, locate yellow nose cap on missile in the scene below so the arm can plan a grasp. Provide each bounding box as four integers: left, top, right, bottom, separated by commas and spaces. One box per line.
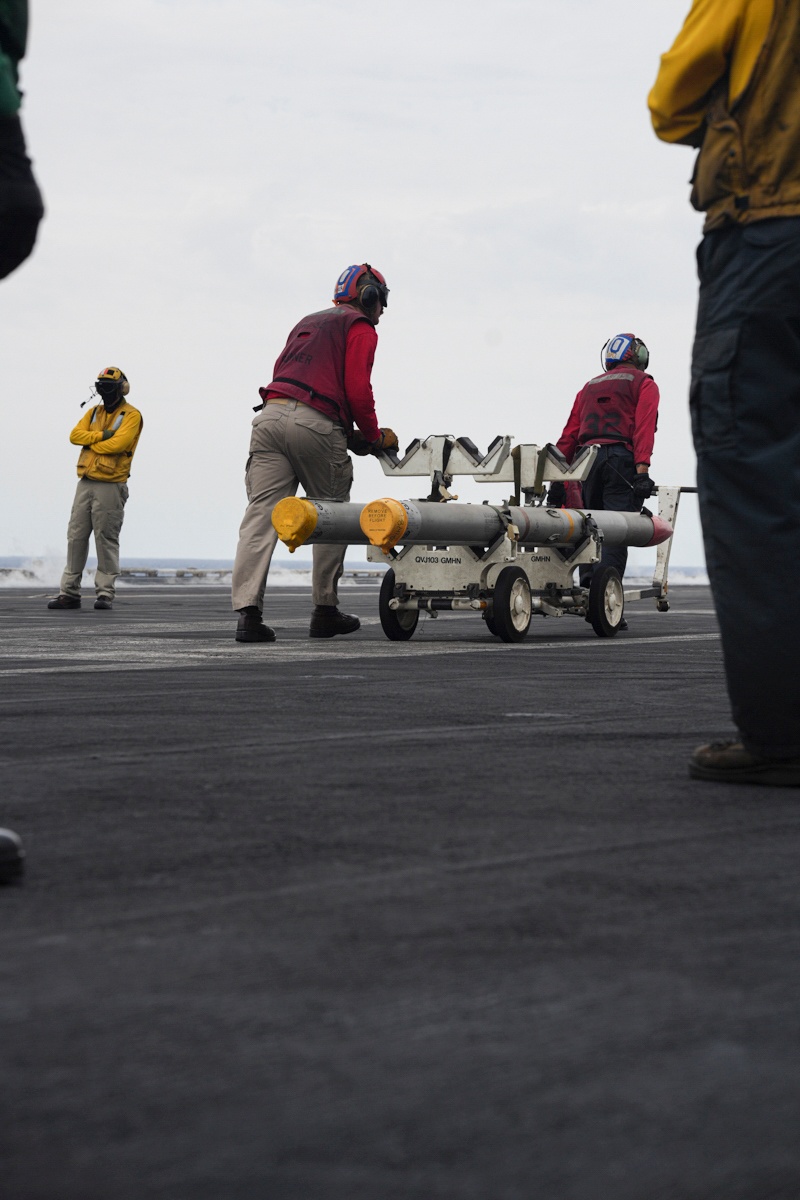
360, 497, 408, 552
271, 496, 318, 553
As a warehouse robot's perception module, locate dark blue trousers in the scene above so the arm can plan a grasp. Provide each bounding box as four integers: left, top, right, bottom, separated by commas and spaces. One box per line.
691, 217, 800, 758
580, 443, 639, 581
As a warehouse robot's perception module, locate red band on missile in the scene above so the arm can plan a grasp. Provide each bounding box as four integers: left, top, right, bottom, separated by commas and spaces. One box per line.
645, 516, 674, 547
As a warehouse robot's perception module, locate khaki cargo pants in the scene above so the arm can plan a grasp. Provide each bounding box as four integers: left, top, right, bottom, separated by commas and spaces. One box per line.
60, 478, 129, 599
231, 400, 354, 611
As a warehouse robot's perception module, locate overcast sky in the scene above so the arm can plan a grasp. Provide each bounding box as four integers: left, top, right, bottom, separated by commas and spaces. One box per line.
1, 0, 705, 567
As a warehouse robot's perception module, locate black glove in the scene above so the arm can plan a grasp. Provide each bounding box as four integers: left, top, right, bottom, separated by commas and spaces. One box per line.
632, 473, 655, 500
547, 481, 566, 507
346, 430, 373, 456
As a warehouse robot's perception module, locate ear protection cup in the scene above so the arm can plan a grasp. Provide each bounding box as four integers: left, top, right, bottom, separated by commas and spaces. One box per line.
120, 375, 130, 395
601, 334, 649, 372
333, 263, 389, 308
632, 340, 649, 370
359, 283, 380, 310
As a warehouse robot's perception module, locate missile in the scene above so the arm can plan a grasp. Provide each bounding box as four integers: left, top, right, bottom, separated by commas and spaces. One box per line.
271, 497, 370, 552
271, 495, 673, 554
359, 498, 673, 552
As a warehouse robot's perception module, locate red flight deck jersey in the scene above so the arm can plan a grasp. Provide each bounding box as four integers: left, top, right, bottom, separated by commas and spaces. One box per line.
263, 306, 381, 443
556, 366, 660, 467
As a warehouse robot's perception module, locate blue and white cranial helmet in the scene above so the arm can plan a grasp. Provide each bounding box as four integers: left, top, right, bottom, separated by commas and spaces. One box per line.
602, 333, 649, 371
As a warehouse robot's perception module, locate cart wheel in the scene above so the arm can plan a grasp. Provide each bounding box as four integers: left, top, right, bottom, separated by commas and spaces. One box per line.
657, 598, 670, 612
588, 565, 624, 637
379, 568, 419, 641
483, 609, 499, 637
491, 566, 532, 643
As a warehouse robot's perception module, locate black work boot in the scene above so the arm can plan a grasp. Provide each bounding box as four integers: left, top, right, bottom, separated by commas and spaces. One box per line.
0, 828, 25, 884
47, 594, 80, 610
235, 606, 276, 643
309, 605, 360, 639
94, 597, 113, 610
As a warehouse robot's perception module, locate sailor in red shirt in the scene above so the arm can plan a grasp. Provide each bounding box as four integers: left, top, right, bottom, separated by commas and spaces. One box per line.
549, 333, 660, 615
231, 264, 398, 643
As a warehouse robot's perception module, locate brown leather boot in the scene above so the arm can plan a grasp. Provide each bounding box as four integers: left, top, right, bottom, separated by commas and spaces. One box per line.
689, 740, 800, 786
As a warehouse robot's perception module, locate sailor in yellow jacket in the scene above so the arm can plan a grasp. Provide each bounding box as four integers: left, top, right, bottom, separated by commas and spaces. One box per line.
48, 367, 143, 611
648, 0, 799, 230
649, 0, 800, 786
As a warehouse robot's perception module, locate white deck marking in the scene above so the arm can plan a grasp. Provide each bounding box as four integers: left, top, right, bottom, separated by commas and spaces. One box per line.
0, 630, 720, 676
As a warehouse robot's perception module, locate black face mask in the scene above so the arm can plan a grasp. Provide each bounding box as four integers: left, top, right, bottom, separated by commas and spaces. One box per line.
96, 383, 123, 411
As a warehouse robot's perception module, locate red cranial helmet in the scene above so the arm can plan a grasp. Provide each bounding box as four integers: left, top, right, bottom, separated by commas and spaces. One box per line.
333, 263, 389, 310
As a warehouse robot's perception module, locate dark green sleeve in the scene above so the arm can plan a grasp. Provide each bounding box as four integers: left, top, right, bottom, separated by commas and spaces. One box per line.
0, 0, 28, 117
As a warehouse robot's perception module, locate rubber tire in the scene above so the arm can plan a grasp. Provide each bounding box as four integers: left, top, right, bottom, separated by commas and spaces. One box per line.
491, 566, 532, 643
588, 565, 624, 637
483, 609, 500, 637
379, 568, 419, 641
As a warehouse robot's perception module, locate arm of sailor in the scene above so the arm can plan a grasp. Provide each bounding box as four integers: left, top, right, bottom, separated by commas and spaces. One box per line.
89, 409, 142, 455
555, 394, 582, 463
69, 409, 105, 446
344, 321, 381, 444
632, 377, 660, 468
648, 0, 771, 146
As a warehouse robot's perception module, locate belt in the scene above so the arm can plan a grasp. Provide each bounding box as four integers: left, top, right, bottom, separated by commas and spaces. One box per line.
265, 396, 337, 417
263, 396, 343, 428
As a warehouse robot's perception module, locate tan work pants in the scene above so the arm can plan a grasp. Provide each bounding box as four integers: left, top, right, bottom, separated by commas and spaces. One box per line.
60, 478, 129, 599
231, 400, 354, 611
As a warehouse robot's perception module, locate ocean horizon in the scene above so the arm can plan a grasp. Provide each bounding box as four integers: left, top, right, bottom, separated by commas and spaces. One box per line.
0, 555, 710, 589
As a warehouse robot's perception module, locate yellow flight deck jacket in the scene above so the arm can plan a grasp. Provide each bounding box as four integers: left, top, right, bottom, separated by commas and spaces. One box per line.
69, 402, 143, 483
648, 0, 800, 230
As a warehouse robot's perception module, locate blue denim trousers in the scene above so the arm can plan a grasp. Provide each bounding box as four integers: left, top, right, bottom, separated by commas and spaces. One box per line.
691, 217, 800, 757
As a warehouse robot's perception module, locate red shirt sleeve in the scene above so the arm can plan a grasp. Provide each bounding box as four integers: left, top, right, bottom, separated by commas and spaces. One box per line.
555, 395, 583, 462
344, 322, 381, 443
633, 377, 660, 466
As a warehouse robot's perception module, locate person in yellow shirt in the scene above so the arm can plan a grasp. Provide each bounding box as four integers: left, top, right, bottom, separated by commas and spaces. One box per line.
48, 367, 143, 611
649, 0, 800, 786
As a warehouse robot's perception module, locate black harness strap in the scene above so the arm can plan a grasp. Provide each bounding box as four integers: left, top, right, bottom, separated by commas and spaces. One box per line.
253, 377, 343, 419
